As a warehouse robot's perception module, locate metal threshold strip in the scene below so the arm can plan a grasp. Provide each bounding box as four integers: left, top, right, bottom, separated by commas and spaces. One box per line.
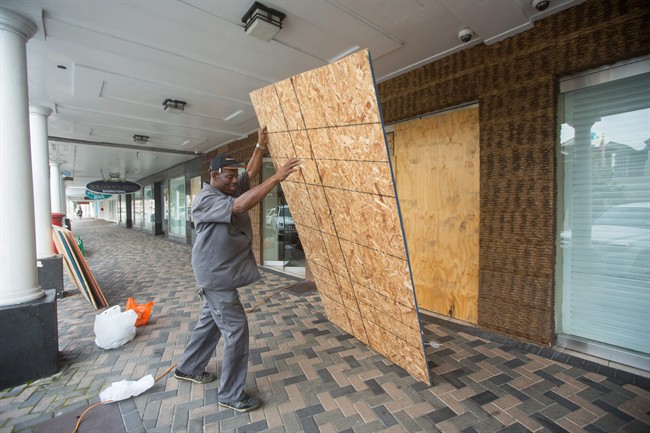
556, 334, 650, 372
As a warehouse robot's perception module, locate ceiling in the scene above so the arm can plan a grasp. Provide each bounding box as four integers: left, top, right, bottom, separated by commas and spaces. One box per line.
3, 0, 583, 200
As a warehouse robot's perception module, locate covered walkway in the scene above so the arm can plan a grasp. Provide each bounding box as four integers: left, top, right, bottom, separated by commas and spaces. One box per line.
0, 219, 648, 433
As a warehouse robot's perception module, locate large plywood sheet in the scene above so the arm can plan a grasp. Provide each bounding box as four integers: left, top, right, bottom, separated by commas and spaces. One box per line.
394, 108, 480, 323
251, 50, 430, 384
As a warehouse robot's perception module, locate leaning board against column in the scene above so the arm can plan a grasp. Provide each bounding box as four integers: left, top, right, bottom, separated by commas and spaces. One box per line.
52, 225, 108, 309
249, 49, 431, 385
62, 227, 108, 308
52, 226, 97, 309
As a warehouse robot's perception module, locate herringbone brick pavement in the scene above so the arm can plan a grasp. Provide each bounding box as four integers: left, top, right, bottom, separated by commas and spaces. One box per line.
0, 219, 648, 433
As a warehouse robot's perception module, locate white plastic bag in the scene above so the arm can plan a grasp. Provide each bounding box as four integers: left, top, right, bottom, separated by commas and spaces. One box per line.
94, 306, 138, 350
99, 374, 155, 402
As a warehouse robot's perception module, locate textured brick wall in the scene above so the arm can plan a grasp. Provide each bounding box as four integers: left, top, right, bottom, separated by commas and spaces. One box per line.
377, 0, 650, 345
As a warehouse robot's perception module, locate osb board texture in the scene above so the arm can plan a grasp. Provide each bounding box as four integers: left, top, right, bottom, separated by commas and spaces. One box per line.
376, 0, 650, 346
250, 50, 430, 384
394, 107, 480, 323
203, 133, 264, 264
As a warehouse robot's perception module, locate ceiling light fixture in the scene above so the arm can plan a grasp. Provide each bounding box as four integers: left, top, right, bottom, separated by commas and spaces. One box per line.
241, 1, 286, 42
162, 98, 186, 114
133, 134, 149, 144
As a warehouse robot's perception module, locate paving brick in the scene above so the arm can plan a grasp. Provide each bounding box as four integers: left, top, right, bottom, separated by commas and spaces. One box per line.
331, 413, 365, 431
438, 391, 470, 415
1, 219, 648, 433
392, 409, 425, 432
531, 412, 573, 433
556, 413, 596, 433
484, 402, 517, 427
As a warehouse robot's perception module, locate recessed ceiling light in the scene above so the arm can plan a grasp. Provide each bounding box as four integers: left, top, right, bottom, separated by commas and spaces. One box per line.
57, 65, 67, 70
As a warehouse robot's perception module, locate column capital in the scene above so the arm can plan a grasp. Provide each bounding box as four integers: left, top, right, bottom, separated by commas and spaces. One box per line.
0, 7, 37, 41
29, 106, 53, 117
49, 160, 62, 167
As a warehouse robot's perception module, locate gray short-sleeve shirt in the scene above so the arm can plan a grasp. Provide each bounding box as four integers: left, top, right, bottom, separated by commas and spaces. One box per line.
191, 171, 260, 291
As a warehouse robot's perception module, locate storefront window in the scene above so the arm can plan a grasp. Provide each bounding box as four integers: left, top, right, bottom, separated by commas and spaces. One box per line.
143, 185, 154, 230
557, 59, 650, 358
118, 195, 126, 225
133, 190, 142, 228
169, 176, 186, 237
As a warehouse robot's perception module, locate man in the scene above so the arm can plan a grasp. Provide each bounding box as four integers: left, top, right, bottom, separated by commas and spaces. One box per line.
174, 126, 300, 412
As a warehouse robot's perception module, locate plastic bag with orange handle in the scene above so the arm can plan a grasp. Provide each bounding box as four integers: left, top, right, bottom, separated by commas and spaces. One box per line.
125, 297, 154, 327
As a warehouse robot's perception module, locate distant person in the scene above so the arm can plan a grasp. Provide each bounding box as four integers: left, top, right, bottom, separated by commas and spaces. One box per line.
174, 126, 300, 413
76, 207, 83, 219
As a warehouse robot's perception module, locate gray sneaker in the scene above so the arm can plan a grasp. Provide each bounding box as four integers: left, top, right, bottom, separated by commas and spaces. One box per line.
218, 394, 261, 412
174, 369, 216, 384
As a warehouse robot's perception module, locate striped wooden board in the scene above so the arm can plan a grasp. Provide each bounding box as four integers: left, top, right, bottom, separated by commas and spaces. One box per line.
52, 226, 107, 309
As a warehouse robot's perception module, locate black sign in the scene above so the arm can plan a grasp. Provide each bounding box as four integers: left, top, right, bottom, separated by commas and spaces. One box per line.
86, 180, 141, 194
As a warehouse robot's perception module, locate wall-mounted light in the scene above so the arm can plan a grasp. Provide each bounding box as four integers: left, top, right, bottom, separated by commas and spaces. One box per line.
133, 134, 149, 144
241, 1, 286, 42
162, 99, 186, 114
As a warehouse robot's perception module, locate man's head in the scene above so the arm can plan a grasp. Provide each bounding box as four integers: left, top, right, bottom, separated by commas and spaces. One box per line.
209, 154, 244, 195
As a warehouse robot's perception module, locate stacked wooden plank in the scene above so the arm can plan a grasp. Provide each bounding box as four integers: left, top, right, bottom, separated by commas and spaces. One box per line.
250, 50, 430, 384
52, 225, 108, 309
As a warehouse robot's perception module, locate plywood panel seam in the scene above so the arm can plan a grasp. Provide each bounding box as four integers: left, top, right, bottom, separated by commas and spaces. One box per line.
251, 49, 430, 384
277, 79, 373, 348
284, 180, 396, 198
266, 123, 381, 134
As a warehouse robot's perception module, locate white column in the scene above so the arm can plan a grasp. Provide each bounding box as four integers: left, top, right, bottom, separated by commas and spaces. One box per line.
30, 106, 55, 258
49, 161, 62, 214
0, 7, 45, 306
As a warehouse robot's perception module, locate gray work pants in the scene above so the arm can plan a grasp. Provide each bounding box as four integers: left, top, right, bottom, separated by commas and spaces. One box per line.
177, 289, 249, 403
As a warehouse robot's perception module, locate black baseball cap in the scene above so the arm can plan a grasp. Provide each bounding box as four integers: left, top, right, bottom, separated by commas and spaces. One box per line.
210, 154, 244, 171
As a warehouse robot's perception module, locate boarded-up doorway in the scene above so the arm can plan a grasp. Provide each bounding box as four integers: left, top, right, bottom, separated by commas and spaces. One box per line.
393, 106, 480, 323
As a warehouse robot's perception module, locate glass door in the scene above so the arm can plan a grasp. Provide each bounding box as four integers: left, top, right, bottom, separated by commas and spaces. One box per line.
261, 158, 305, 277
133, 189, 142, 228
143, 184, 154, 231
169, 175, 186, 240
557, 59, 650, 362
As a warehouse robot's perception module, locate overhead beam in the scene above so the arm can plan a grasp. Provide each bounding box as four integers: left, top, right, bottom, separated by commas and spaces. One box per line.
48, 136, 201, 156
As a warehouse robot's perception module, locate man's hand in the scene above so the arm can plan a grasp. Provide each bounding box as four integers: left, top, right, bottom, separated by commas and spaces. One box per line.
233, 157, 301, 214
257, 126, 268, 148
275, 158, 301, 181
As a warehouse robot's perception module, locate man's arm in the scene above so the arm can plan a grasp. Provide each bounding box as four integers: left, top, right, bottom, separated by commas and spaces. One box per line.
233, 158, 300, 214
246, 126, 268, 180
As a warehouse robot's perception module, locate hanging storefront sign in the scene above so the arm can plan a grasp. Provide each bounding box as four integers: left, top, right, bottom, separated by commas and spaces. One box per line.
86, 180, 141, 195
85, 190, 113, 200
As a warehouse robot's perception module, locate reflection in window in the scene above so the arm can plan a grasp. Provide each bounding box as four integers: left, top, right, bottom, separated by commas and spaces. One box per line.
143, 185, 154, 230
169, 176, 186, 237
133, 190, 142, 227
261, 158, 304, 277
558, 67, 649, 355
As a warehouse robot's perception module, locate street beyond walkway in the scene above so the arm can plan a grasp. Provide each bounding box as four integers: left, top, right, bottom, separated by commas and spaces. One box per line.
0, 219, 648, 433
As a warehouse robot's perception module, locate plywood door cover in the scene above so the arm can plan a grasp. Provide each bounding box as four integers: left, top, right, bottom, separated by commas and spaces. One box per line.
250, 50, 430, 384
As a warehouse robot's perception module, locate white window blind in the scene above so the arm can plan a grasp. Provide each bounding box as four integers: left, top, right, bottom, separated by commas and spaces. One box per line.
558, 67, 650, 355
